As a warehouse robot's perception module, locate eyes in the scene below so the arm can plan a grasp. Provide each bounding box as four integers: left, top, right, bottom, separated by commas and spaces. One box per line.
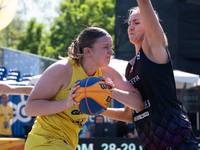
128, 21, 140, 26
103, 45, 112, 50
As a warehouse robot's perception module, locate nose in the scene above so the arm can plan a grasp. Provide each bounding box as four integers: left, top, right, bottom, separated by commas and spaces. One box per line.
109, 48, 114, 55
128, 23, 134, 31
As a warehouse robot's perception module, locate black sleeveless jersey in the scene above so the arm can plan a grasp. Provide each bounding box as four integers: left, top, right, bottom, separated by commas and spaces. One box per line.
125, 48, 197, 149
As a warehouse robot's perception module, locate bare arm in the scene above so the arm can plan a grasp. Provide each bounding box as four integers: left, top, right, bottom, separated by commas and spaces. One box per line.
25, 60, 79, 116
101, 106, 133, 123
137, 0, 168, 63
101, 66, 144, 111
0, 82, 33, 95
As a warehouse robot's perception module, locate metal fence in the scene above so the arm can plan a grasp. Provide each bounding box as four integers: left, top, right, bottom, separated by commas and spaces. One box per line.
0, 46, 57, 76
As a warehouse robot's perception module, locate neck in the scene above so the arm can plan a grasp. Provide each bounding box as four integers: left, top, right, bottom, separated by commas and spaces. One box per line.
81, 63, 98, 76
134, 42, 142, 54
81, 57, 100, 76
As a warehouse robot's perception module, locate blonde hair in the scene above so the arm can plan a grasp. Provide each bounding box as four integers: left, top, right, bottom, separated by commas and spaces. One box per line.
127, 6, 159, 22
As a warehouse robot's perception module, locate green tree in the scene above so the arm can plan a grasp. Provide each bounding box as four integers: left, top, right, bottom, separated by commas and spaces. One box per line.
17, 18, 45, 54
0, 17, 26, 48
40, 0, 115, 58
15, 0, 115, 59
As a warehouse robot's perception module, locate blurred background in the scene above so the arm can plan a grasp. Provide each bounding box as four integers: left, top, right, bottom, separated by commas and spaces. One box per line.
0, 0, 200, 149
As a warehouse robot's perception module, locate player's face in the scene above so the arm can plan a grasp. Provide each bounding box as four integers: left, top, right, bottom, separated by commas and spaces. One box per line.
128, 13, 145, 44
91, 35, 113, 68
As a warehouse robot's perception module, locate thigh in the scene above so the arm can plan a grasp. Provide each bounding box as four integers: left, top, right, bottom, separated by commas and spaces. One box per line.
25, 134, 74, 150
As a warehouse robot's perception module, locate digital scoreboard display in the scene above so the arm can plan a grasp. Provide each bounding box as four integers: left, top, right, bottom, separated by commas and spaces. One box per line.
78, 138, 144, 150
77, 138, 200, 150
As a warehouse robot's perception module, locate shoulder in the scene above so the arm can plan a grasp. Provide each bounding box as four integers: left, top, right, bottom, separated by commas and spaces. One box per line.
142, 39, 169, 64
37, 59, 73, 89
50, 59, 71, 71
43, 59, 72, 78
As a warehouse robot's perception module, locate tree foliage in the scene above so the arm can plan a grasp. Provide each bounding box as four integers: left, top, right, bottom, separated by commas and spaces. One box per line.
17, 18, 44, 54
17, 0, 116, 59
0, 18, 26, 48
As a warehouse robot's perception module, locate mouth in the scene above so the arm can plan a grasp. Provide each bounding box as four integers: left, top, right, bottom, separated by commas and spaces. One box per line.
106, 56, 111, 61
106, 56, 111, 59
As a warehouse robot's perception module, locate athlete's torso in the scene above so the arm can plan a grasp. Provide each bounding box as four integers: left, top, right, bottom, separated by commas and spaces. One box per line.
29, 58, 103, 149
125, 48, 197, 149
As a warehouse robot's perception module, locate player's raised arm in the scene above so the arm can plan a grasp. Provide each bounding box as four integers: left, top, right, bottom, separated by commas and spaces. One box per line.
131, 0, 168, 64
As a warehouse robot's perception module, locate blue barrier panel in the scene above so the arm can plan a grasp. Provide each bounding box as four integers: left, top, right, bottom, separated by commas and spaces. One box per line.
8, 95, 31, 138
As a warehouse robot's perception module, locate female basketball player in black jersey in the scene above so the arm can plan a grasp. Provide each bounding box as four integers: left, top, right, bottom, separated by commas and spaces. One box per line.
102, 0, 198, 149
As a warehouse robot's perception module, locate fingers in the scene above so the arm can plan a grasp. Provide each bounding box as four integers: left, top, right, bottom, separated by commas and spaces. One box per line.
100, 75, 112, 82
70, 92, 80, 105
100, 75, 115, 89
69, 81, 80, 94
72, 92, 80, 98
68, 81, 81, 105
72, 100, 80, 105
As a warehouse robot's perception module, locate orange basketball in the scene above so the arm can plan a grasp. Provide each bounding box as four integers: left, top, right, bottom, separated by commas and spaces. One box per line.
74, 77, 112, 115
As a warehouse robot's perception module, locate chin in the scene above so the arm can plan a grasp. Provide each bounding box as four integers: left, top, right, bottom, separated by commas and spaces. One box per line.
107, 59, 111, 65
103, 62, 110, 67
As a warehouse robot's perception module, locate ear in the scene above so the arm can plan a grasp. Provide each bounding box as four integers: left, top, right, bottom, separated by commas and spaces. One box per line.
84, 47, 92, 56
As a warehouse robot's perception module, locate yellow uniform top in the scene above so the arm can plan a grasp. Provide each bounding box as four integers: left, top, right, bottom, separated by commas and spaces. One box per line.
29, 58, 102, 149
0, 105, 13, 135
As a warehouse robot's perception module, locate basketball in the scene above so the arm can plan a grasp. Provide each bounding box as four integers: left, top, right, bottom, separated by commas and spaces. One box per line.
74, 77, 112, 115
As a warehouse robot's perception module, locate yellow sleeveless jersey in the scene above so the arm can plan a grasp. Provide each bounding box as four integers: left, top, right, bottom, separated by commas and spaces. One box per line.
25, 58, 102, 149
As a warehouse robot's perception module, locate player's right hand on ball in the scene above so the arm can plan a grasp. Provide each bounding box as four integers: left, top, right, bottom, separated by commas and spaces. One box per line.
65, 81, 80, 109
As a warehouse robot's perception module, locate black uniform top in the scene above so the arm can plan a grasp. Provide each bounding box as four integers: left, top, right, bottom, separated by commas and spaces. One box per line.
125, 47, 197, 149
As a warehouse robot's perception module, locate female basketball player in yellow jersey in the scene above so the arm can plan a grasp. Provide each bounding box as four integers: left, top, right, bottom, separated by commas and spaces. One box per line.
24, 27, 144, 150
